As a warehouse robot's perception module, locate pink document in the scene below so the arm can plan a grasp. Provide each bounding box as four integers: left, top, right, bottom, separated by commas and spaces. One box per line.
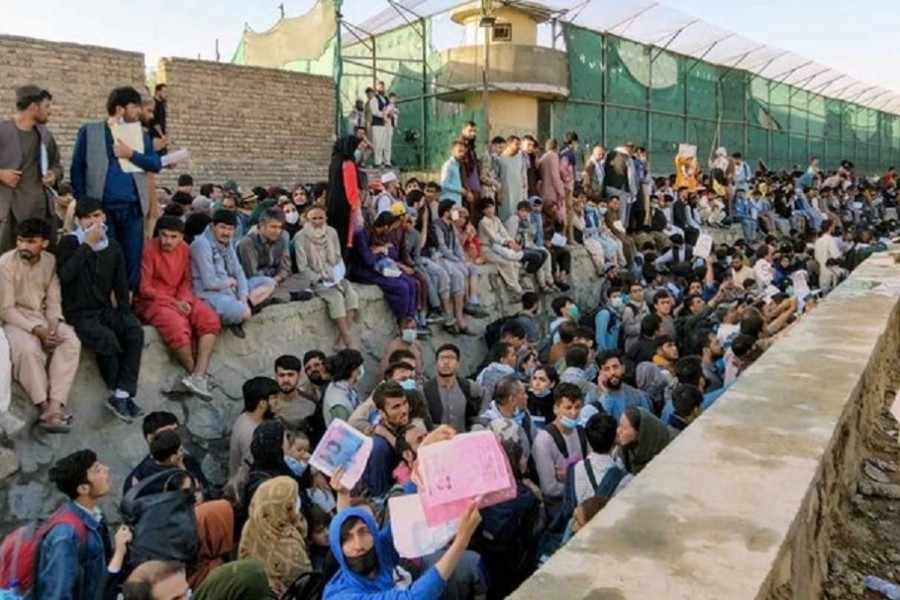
417, 431, 517, 526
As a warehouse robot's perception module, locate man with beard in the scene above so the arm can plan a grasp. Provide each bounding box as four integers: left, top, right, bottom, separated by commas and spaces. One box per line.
423, 343, 483, 433
71, 86, 162, 290
694, 329, 725, 391
0, 86, 63, 253
457, 121, 482, 221
0, 218, 81, 434
360, 381, 410, 497
228, 376, 278, 479
300, 349, 330, 403
273, 354, 324, 442
588, 350, 651, 421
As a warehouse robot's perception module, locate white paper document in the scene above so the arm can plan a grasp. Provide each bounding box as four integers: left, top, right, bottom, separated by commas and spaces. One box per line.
309, 419, 373, 491
388, 494, 459, 558
161, 148, 190, 167
111, 122, 145, 173
693, 233, 713, 259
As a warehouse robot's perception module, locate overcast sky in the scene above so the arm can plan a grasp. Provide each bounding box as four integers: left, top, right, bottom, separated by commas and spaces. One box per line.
2, 0, 898, 96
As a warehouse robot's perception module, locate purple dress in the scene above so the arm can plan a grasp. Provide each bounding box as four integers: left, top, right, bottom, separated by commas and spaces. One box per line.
348, 226, 417, 321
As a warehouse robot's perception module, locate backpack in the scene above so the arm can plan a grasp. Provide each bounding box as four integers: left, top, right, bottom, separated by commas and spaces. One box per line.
544, 423, 588, 460
120, 469, 200, 568
281, 571, 326, 600
0, 505, 87, 596
583, 458, 628, 500
484, 315, 515, 350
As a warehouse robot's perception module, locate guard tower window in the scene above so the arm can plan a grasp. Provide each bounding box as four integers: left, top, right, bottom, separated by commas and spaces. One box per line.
492, 23, 512, 42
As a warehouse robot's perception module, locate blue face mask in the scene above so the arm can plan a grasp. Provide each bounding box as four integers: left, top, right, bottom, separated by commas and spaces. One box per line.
531, 388, 551, 398
560, 416, 579, 429
354, 149, 364, 164
284, 456, 308, 477
400, 379, 417, 391
401, 329, 417, 344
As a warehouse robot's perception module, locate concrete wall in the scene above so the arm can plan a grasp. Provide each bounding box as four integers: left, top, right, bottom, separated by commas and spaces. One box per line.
0, 35, 336, 189
0, 248, 603, 530
513, 250, 900, 599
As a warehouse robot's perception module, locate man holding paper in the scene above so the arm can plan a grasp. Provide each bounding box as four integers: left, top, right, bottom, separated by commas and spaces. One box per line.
71, 86, 162, 291
0, 85, 63, 253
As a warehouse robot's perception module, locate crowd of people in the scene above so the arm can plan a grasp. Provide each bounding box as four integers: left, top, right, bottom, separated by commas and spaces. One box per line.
1, 80, 899, 600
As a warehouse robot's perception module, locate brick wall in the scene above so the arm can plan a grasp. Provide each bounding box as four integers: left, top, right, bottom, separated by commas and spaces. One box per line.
0, 35, 145, 171
0, 35, 337, 190
157, 58, 335, 188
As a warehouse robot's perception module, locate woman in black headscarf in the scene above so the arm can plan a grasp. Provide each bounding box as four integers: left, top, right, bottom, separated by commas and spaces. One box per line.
616, 407, 671, 475
326, 135, 364, 260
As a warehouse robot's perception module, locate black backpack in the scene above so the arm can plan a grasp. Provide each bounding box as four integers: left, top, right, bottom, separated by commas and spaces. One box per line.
544, 422, 588, 460
120, 469, 200, 568
281, 571, 326, 600
484, 315, 515, 350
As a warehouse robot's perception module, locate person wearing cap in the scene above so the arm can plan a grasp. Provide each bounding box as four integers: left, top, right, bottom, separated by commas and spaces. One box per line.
374, 171, 398, 216
0, 85, 63, 253
135, 216, 221, 398
653, 233, 694, 277
70, 86, 162, 291
192, 209, 275, 338
56, 197, 146, 423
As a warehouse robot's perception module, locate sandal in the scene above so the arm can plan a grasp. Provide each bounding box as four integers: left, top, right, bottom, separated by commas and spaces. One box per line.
443, 322, 462, 335
39, 414, 71, 434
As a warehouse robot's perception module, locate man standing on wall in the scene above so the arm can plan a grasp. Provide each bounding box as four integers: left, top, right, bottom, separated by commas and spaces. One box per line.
150, 83, 169, 155
71, 86, 162, 291
457, 121, 482, 223
0, 85, 63, 253
369, 81, 390, 168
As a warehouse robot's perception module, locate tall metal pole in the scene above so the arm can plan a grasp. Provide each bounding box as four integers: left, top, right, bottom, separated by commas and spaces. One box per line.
481, 0, 492, 144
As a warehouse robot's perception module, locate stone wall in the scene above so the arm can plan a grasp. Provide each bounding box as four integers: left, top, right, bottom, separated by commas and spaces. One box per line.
512, 250, 900, 600
156, 58, 335, 188
0, 35, 336, 189
0, 35, 145, 170
0, 247, 603, 531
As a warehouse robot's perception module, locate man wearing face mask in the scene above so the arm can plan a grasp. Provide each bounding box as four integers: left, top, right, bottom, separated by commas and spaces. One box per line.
475, 342, 518, 411
531, 383, 588, 516
56, 197, 146, 423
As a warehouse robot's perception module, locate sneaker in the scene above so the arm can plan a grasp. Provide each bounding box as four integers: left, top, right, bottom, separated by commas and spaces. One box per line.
106, 396, 133, 423
182, 375, 213, 399
125, 398, 144, 419
464, 304, 490, 319
556, 282, 571, 292
425, 309, 444, 324
228, 324, 246, 339
416, 326, 432, 338
0, 412, 26, 438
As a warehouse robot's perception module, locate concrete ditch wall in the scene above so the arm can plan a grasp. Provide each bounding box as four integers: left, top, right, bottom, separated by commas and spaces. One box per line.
0, 248, 603, 531
512, 250, 900, 600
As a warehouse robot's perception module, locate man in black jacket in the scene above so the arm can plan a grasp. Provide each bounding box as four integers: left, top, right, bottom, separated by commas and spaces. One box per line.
423, 344, 484, 433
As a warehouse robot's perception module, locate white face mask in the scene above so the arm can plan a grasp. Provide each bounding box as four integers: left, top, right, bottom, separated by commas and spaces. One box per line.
284, 211, 300, 225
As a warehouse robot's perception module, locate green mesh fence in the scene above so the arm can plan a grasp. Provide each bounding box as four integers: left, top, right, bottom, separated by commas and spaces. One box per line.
554, 24, 900, 176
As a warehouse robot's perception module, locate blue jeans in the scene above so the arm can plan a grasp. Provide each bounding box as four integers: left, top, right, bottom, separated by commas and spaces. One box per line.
104, 201, 144, 290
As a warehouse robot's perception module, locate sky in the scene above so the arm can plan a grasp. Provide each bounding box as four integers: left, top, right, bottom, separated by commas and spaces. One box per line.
1, 0, 898, 97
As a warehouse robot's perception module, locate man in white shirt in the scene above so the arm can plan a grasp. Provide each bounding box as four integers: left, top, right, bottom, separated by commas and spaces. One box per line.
572, 412, 631, 505
369, 81, 390, 168
814, 220, 844, 293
